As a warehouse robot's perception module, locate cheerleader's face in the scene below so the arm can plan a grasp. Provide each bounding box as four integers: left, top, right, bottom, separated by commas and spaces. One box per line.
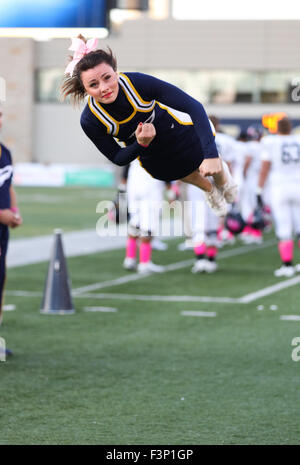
81, 62, 119, 104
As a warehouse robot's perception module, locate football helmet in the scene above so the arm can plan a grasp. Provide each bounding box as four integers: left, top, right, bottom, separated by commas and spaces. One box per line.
251, 206, 268, 231
224, 207, 246, 235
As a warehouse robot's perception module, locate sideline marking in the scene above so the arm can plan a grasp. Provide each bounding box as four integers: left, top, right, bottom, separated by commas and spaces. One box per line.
181, 311, 217, 317
76, 293, 238, 303
73, 240, 276, 295
10, 239, 298, 305
83, 306, 117, 312
3, 304, 16, 311
239, 275, 300, 303
280, 315, 300, 321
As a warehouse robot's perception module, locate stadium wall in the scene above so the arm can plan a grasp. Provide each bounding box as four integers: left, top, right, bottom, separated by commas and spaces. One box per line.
1, 19, 300, 163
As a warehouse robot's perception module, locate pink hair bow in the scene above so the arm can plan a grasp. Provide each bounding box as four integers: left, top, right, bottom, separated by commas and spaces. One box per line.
65, 37, 99, 76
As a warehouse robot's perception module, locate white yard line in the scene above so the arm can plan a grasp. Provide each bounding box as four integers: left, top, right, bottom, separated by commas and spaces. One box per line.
5, 290, 42, 297
3, 304, 16, 311
280, 315, 300, 321
75, 292, 239, 303
73, 239, 276, 295
181, 311, 217, 317
7, 239, 285, 304
239, 275, 300, 303
83, 306, 118, 313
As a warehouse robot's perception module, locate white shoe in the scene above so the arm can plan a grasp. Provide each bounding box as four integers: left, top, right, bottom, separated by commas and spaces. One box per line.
177, 240, 193, 251
239, 233, 251, 244
274, 265, 295, 278
241, 234, 263, 245
123, 257, 137, 271
220, 160, 238, 204
205, 260, 218, 273
151, 238, 168, 251
191, 259, 218, 273
218, 229, 236, 246
204, 184, 228, 218
221, 237, 236, 246
192, 259, 209, 273
137, 261, 165, 274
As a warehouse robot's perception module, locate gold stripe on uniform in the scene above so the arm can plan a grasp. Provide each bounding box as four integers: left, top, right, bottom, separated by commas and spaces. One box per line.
88, 97, 112, 134
156, 102, 193, 126
119, 73, 154, 107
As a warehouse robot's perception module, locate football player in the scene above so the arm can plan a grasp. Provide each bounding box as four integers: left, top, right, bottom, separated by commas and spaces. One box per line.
257, 117, 300, 277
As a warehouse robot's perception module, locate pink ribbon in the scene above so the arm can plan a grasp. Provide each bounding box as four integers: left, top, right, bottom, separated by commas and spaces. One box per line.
65, 37, 99, 76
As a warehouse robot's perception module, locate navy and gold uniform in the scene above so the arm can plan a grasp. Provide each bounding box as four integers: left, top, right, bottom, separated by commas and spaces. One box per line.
0, 143, 13, 315
80, 72, 218, 182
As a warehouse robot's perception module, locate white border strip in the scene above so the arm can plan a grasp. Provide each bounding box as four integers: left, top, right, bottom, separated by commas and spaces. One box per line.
181, 311, 217, 317
83, 307, 118, 313
280, 315, 300, 321
76, 293, 239, 303
239, 275, 300, 303
9, 239, 295, 305
73, 240, 276, 295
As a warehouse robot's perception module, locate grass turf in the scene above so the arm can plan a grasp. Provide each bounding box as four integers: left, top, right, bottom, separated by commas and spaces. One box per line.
1, 236, 300, 445
1, 186, 300, 445
10, 186, 115, 238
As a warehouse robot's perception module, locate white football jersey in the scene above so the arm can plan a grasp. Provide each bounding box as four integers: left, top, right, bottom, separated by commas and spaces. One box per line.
231, 140, 248, 189
261, 134, 300, 184
127, 158, 165, 235
245, 140, 263, 182
215, 132, 237, 165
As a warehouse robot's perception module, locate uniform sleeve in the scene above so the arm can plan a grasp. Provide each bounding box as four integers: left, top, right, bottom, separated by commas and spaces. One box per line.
6, 147, 13, 165
260, 137, 272, 161
129, 73, 219, 159
80, 114, 146, 166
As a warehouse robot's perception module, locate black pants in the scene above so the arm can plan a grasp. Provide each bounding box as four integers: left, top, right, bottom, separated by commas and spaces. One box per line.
0, 225, 9, 318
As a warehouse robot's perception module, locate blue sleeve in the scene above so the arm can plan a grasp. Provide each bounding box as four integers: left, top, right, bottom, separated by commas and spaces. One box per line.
80, 112, 146, 166
127, 72, 219, 159
7, 149, 12, 166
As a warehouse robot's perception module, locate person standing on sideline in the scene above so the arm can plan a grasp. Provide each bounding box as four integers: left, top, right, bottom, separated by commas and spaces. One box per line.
0, 108, 22, 337
123, 158, 165, 274
61, 36, 238, 219
257, 117, 300, 277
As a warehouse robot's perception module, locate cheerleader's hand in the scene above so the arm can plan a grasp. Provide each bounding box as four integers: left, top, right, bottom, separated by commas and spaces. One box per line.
199, 158, 222, 177
135, 122, 156, 147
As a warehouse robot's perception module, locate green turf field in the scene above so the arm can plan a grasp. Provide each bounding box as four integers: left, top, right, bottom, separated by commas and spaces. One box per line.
1, 186, 300, 445
10, 186, 115, 238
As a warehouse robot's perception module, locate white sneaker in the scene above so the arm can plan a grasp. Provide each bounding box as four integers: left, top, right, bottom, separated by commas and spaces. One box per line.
220, 160, 238, 204
151, 238, 168, 251
177, 240, 193, 251
192, 259, 209, 273
218, 228, 236, 246
205, 260, 218, 273
137, 261, 165, 274
274, 265, 295, 278
123, 257, 137, 271
204, 184, 228, 218
241, 234, 263, 245
191, 259, 218, 273
221, 237, 236, 246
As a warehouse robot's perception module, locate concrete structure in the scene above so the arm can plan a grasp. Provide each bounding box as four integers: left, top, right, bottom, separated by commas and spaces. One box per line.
1, 18, 300, 163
